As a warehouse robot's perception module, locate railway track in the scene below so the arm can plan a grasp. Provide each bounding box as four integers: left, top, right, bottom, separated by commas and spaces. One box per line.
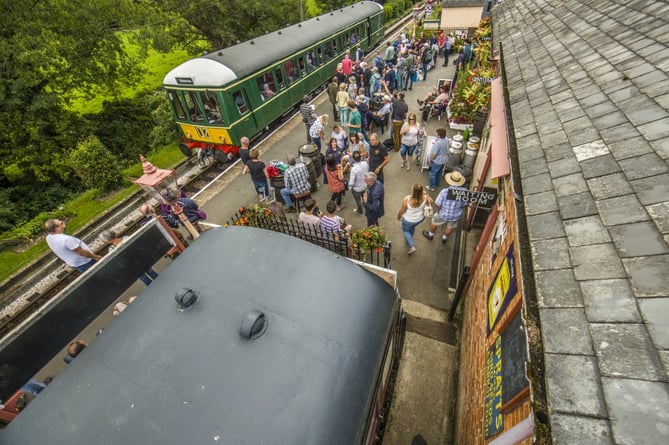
0, 10, 421, 343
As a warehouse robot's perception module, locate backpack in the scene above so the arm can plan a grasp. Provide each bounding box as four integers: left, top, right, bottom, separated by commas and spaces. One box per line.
464, 45, 473, 62
422, 49, 432, 63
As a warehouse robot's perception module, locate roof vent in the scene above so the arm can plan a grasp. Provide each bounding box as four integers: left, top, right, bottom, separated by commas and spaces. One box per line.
250, 40, 255, 45
278, 31, 282, 35
218, 51, 223, 56
239, 310, 268, 339
298, 24, 302, 27
175, 288, 199, 311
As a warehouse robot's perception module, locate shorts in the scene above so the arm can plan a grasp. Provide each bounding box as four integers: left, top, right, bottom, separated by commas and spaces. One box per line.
431, 213, 458, 229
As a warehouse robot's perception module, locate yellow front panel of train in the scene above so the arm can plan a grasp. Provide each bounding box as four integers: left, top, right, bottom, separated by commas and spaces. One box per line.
179, 123, 233, 146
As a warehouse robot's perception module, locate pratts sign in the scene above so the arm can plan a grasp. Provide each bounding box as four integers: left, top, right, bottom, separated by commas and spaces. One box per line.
447, 188, 497, 208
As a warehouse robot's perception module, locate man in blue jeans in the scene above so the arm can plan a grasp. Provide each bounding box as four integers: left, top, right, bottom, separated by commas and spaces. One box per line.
426, 128, 450, 191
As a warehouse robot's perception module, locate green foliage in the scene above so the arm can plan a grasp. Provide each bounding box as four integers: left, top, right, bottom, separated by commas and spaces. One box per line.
69, 136, 123, 191
383, 0, 413, 22
0, 187, 136, 283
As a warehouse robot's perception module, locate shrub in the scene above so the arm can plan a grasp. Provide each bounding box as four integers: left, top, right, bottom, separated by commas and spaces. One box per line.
68, 136, 123, 192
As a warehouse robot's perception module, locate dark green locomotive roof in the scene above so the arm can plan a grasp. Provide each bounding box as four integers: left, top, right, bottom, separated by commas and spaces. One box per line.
163, 1, 382, 87
1, 227, 399, 444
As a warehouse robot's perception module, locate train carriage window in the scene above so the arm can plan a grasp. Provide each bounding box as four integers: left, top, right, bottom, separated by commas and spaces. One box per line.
306, 51, 317, 72
324, 42, 333, 60
297, 57, 307, 76
200, 91, 223, 123
167, 90, 186, 120
332, 39, 338, 54
316, 48, 324, 64
233, 91, 248, 114
257, 71, 276, 101
284, 60, 298, 84
274, 68, 285, 90
184, 91, 204, 121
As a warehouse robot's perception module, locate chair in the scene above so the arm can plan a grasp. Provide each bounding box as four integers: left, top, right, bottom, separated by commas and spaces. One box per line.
291, 190, 312, 212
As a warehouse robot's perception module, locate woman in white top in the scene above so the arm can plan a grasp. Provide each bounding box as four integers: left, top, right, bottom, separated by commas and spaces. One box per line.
331, 123, 348, 152
396, 184, 432, 255
399, 112, 422, 171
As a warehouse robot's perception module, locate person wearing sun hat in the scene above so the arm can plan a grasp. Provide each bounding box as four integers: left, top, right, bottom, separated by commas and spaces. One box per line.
422, 171, 468, 244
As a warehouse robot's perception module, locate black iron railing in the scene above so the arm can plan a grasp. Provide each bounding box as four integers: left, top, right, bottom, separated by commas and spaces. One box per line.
226, 212, 391, 268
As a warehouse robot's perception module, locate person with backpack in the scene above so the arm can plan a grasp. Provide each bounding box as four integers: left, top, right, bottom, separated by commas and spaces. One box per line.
421, 44, 432, 81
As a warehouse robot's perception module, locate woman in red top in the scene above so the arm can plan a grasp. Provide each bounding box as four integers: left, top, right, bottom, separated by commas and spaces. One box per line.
324, 155, 345, 211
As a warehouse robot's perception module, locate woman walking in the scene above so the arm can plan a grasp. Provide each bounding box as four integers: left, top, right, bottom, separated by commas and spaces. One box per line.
396, 184, 432, 255
324, 155, 346, 211
399, 113, 422, 170
242, 148, 269, 201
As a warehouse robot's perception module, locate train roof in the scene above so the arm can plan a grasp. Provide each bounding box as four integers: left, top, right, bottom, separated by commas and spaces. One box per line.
1, 227, 399, 445
163, 1, 383, 87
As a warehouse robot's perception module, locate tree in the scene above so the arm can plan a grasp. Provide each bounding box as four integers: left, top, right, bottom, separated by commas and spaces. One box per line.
68, 136, 123, 192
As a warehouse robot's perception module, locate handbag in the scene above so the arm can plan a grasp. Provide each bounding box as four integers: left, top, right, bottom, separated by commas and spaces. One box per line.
423, 204, 433, 218
195, 209, 207, 220
343, 178, 349, 191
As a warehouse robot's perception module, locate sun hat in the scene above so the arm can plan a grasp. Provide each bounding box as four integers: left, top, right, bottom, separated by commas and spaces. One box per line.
445, 171, 466, 186
382, 94, 391, 101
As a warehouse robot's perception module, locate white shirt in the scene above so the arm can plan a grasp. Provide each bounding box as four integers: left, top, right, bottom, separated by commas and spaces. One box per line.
46, 233, 93, 268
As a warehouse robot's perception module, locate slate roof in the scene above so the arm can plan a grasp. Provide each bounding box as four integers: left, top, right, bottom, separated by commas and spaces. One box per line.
493, 0, 669, 443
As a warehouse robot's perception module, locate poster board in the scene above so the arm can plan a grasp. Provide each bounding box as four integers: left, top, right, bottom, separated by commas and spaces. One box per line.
487, 244, 518, 335
501, 310, 529, 408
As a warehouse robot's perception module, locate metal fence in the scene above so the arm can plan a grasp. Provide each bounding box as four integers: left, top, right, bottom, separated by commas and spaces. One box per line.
226, 212, 391, 269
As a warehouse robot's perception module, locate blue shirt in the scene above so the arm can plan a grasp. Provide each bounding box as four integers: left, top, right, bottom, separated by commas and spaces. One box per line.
430, 137, 450, 165
436, 186, 467, 222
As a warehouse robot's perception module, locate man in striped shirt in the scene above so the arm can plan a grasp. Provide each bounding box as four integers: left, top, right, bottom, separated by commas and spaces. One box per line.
423, 171, 467, 244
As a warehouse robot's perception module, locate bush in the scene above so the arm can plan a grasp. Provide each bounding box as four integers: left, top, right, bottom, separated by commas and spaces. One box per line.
68, 136, 123, 192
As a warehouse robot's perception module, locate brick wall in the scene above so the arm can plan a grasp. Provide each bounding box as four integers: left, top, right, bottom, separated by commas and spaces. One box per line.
454, 176, 534, 444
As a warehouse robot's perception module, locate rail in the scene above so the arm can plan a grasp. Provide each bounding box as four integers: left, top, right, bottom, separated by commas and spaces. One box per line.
0, 8, 420, 343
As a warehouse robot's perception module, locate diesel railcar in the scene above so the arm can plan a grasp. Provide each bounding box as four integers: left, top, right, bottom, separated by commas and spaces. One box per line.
163, 1, 384, 160
1, 226, 404, 444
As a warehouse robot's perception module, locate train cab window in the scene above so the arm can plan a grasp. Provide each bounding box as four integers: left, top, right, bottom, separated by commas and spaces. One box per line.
233, 91, 248, 114
274, 68, 285, 90
185, 91, 204, 122
167, 91, 186, 120
200, 91, 223, 124
256, 71, 276, 101
284, 60, 298, 84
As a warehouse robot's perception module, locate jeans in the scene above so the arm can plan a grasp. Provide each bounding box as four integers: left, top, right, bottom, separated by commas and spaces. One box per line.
331, 190, 343, 206
352, 189, 365, 213
312, 136, 321, 153
400, 144, 417, 157
75, 259, 97, 273
339, 106, 349, 126
429, 163, 444, 189
280, 187, 294, 208
422, 62, 429, 81
443, 51, 450, 66
402, 218, 424, 248
139, 267, 159, 286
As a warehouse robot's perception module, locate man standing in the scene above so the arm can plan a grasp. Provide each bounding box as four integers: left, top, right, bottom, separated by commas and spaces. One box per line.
363, 172, 385, 227
45, 219, 101, 273
443, 34, 453, 66
385, 87, 408, 152
427, 128, 450, 191
367, 133, 390, 184
299, 96, 316, 143
384, 41, 396, 66
238, 136, 251, 165
327, 77, 339, 121
405, 49, 416, 91
346, 100, 362, 138
349, 151, 369, 215
341, 50, 353, 76
423, 171, 467, 244
280, 155, 311, 213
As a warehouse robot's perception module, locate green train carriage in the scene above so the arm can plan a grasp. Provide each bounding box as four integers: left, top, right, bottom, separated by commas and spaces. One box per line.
163, 1, 385, 160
